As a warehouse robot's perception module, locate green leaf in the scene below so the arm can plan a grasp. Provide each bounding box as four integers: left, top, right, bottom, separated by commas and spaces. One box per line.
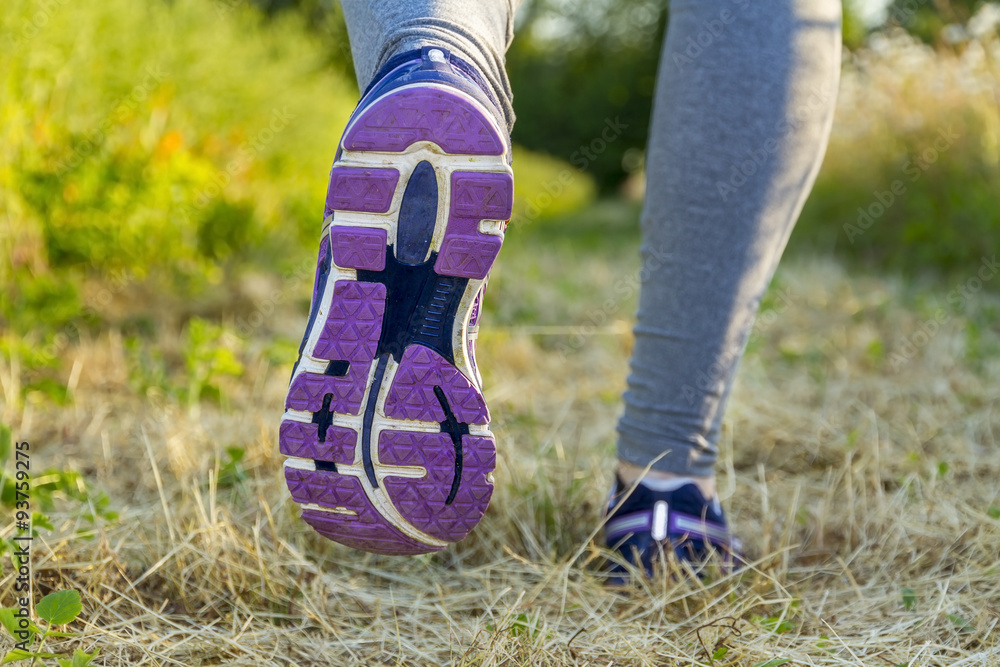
751, 660, 792, 667
35, 590, 82, 626
510, 612, 531, 637
57, 648, 100, 667
0, 425, 11, 464
32, 512, 54, 532
2, 650, 60, 664
0, 649, 33, 664
866, 339, 885, 362
757, 616, 796, 634
988, 506, 1000, 520
0, 609, 34, 645
902, 587, 917, 611
0, 608, 21, 640
712, 646, 728, 660
218, 446, 248, 488
947, 613, 975, 633
508, 611, 543, 639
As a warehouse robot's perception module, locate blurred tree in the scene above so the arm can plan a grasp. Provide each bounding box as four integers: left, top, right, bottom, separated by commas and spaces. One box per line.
507, 0, 878, 192
246, 1, 884, 194
506, 0, 667, 194
251, 0, 357, 83
884, 0, 991, 43
843, 1, 869, 49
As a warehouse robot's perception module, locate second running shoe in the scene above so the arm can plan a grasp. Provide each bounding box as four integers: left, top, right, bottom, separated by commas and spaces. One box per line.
604, 476, 743, 583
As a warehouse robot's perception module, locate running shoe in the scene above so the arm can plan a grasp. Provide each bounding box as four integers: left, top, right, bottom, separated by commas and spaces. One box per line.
279, 47, 513, 555
604, 475, 742, 582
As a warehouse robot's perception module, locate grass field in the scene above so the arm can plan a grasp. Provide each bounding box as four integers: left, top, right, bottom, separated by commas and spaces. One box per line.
3, 1, 1000, 664
4, 209, 1000, 665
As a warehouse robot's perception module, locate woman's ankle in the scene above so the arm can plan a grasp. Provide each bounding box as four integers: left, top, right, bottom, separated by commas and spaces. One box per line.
616, 460, 717, 499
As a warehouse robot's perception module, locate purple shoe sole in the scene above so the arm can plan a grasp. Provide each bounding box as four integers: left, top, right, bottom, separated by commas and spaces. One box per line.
281, 82, 512, 554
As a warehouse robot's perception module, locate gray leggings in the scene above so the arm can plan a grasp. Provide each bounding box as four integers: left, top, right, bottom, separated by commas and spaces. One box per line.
340, 0, 841, 478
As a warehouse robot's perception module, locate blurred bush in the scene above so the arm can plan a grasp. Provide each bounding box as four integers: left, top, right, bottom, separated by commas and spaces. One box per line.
511, 146, 597, 225
791, 30, 1000, 278
1, 0, 358, 336
0, 0, 594, 347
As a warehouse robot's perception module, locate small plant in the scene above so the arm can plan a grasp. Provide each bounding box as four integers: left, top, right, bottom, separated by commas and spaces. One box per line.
0, 469, 118, 544
508, 611, 543, 639
0, 437, 119, 569
182, 317, 244, 406
947, 613, 975, 634
217, 446, 249, 489
752, 615, 796, 635
124, 336, 172, 398
0, 336, 71, 408
485, 610, 551, 643
0, 589, 98, 665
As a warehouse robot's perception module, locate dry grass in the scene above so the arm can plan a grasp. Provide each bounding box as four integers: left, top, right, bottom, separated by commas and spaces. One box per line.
2, 243, 1000, 665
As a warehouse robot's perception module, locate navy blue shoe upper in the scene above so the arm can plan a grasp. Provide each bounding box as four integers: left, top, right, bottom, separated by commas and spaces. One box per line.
603, 475, 742, 582
357, 46, 508, 145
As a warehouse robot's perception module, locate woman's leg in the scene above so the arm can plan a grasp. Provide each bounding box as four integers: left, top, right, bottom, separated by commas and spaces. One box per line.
616, 0, 842, 490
